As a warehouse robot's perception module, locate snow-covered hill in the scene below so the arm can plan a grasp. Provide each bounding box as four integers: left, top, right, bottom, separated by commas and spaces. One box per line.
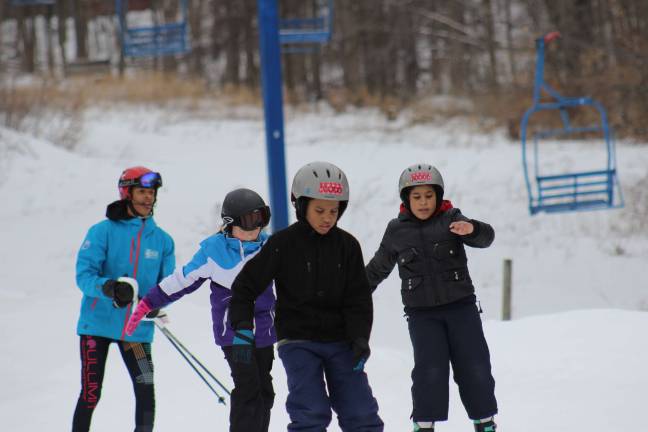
1, 104, 647, 431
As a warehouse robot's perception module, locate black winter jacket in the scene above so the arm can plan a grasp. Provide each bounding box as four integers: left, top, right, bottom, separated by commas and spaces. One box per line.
229, 221, 374, 343
366, 202, 494, 308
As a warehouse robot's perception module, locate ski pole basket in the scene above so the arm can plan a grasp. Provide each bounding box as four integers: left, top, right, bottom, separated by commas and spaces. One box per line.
115, 0, 190, 57
520, 32, 623, 215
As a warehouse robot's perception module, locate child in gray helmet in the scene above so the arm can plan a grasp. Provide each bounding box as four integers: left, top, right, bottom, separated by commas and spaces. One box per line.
229, 161, 384, 432
366, 164, 498, 432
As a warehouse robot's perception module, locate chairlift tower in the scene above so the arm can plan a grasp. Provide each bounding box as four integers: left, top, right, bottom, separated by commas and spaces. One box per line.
257, 0, 333, 232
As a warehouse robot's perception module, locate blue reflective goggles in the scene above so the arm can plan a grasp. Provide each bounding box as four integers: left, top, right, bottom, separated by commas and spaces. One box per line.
119, 172, 163, 189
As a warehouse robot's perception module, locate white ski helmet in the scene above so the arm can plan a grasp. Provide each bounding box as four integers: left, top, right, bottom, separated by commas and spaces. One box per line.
398, 163, 444, 208
291, 161, 349, 219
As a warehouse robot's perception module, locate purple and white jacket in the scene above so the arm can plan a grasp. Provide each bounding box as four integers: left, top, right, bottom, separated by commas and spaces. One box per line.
142, 231, 276, 348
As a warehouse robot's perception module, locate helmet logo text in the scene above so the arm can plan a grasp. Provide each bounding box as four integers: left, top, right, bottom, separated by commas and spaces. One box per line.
319, 182, 343, 195
410, 172, 432, 182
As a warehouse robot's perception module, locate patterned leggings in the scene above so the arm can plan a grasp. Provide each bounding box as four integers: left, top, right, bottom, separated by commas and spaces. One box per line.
72, 335, 155, 432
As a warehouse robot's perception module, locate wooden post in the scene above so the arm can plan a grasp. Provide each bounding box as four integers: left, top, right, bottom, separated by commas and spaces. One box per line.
502, 259, 512, 321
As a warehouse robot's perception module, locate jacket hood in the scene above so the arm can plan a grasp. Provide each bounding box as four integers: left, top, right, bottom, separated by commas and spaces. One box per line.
198, 231, 268, 268
106, 199, 134, 221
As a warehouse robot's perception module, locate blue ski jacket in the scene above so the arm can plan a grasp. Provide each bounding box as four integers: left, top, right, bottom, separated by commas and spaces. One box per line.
143, 231, 276, 348
76, 215, 175, 342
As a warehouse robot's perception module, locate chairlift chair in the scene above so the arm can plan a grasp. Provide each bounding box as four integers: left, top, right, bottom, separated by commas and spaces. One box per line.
10, 0, 55, 5
520, 32, 623, 215
279, 0, 333, 50
115, 0, 190, 58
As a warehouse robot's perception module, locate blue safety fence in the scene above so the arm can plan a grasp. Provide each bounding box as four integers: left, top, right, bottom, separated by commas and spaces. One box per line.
520, 32, 623, 215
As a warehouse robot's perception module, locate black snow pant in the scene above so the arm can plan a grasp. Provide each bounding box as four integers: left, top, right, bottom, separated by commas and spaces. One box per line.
72, 335, 155, 432
407, 299, 497, 423
222, 345, 275, 432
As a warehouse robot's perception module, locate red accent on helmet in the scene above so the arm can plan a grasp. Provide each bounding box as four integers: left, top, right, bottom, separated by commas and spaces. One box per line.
410, 171, 432, 182
118, 166, 153, 200
319, 182, 343, 195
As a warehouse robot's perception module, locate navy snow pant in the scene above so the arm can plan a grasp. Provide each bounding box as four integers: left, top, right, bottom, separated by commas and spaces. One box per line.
278, 341, 384, 432
407, 301, 497, 422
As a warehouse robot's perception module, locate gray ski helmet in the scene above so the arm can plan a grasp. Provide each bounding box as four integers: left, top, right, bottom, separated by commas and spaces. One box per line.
398, 163, 444, 207
221, 188, 271, 231
291, 161, 349, 220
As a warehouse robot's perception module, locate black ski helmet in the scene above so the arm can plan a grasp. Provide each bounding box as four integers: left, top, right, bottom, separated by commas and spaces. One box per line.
221, 188, 271, 231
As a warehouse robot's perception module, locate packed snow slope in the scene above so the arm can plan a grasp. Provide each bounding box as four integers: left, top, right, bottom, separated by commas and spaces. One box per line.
1, 103, 647, 431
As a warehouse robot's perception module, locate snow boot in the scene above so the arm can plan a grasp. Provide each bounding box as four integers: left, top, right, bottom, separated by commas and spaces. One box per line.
413, 421, 434, 431
473, 417, 496, 432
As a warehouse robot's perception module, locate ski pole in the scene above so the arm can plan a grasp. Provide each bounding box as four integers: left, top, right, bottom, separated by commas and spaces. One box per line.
155, 319, 232, 396
154, 321, 228, 405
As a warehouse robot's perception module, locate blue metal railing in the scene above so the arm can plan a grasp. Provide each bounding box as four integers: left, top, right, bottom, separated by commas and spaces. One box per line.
115, 0, 190, 58
10, 0, 55, 4
520, 32, 623, 215
279, 0, 333, 46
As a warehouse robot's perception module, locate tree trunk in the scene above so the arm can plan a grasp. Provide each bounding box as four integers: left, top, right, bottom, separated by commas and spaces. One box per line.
448, 2, 467, 92
73, 0, 88, 59
503, 0, 517, 85
483, 0, 499, 91
18, 7, 37, 73
340, 2, 360, 93
223, 0, 241, 85
243, 0, 258, 89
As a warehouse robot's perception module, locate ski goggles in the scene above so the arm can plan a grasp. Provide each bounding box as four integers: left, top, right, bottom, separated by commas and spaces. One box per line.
232, 206, 271, 231
119, 172, 163, 189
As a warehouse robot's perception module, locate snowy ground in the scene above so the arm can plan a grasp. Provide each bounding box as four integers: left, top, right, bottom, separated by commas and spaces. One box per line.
1, 103, 647, 431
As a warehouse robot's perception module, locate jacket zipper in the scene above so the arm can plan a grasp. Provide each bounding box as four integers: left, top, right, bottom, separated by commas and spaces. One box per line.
121, 220, 146, 341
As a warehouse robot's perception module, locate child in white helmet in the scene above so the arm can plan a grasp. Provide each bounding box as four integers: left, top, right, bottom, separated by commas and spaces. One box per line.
228, 161, 384, 432
366, 163, 498, 432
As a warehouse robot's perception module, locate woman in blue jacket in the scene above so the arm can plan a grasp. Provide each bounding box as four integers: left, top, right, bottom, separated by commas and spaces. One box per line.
72, 166, 175, 432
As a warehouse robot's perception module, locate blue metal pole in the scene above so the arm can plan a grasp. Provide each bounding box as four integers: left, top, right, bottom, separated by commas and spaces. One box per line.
532, 37, 544, 105
257, 0, 289, 232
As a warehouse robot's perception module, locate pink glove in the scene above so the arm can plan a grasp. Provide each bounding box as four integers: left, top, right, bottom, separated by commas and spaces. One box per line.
125, 299, 152, 336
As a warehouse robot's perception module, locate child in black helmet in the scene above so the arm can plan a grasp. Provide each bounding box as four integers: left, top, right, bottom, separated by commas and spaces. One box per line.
229, 161, 384, 432
366, 163, 498, 432
126, 188, 276, 432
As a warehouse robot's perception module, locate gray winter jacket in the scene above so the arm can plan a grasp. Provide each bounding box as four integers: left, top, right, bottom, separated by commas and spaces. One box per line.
366, 202, 494, 308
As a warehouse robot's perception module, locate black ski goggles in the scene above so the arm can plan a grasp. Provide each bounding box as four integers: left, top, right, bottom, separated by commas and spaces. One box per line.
119, 172, 163, 189
232, 206, 271, 231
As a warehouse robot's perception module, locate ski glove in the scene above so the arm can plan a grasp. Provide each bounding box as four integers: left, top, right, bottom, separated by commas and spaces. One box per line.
102, 277, 137, 308
125, 299, 152, 336
351, 337, 371, 372
232, 322, 254, 365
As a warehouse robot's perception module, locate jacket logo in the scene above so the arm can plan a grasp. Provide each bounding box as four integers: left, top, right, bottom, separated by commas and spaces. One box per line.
81, 240, 91, 250
410, 171, 432, 182
319, 182, 343, 195
144, 249, 159, 259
